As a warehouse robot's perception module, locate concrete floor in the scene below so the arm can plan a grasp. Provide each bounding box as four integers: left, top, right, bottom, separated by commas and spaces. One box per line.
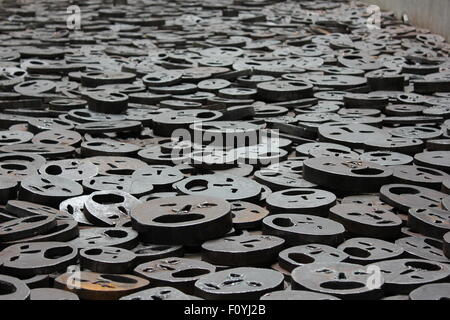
362, 0, 450, 40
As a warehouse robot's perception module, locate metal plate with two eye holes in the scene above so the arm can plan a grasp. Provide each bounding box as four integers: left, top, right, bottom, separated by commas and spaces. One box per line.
266, 188, 337, 217
0, 130, 33, 147
262, 214, 345, 247
318, 123, 391, 148
134, 258, 216, 295
396, 236, 450, 263
83, 190, 142, 227
303, 157, 393, 194
54, 271, 149, 300
82, 175, 154, 198
408, 208, 450, 239
374, 259, 450, 295
380, 184, 447, 213
338, 238, 404, 265
79, 246, 137, 274
278, 244, 348, 273
132, 244, 184, 265
0, 242, 77, 276
81, 139, 141, 157
0, 215, 57, 242
5, 200, 73, 221
230, 201, 269, 230
329, 203, 402, 240
359, 151, 413, 166
69, 227, 138, 250
27, 118, 74, 134
363, 137, 425, 155
85, 156, 148, 175
131, 165, 184, 191
392, 165, 449, 190
175, 174, 262, 203
194, 267, 284, 300
390, 126, 442, 141
291, 262, 384, 300
39, 159, 98, 182
18, 174, 83, 208
201, 234, 285, 267
309, 145, 360, 160
32, 130, 82, 147
131, 195, 232, 246
414, 151, 450, 173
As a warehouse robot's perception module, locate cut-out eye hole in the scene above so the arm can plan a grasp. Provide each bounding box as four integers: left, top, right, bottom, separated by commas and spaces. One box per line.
389, 186, 420, 195
84, 248, 103, 256
203, 283, 220, 290
288, 253, 315, 264
247, 281, 262, 287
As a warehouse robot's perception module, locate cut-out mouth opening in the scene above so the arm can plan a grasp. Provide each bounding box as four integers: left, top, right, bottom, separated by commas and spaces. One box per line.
282, 190, 315, 196
320, 281, 365, 290
153, 214, 205, 224
92, 193, 125, 205
351, 168, 384, 176
343, 247, 371, 258
44, 246, 74, 260
1, 163, 27, 171
389, 187, 420, 195
171, 268, 210, 278
288, 253, 315, 264
45, 165, 63, 175
104, 229, 128, 238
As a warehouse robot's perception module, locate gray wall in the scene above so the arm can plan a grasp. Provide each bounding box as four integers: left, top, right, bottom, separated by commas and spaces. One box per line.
362, 0, 450, 40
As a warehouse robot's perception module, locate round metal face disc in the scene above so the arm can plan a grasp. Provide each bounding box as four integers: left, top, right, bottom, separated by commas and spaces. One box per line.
291, 262, 384, 300
131, 195, 232, 246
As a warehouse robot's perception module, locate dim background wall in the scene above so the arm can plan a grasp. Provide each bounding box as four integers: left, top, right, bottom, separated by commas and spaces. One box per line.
362, 0, 450, 40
